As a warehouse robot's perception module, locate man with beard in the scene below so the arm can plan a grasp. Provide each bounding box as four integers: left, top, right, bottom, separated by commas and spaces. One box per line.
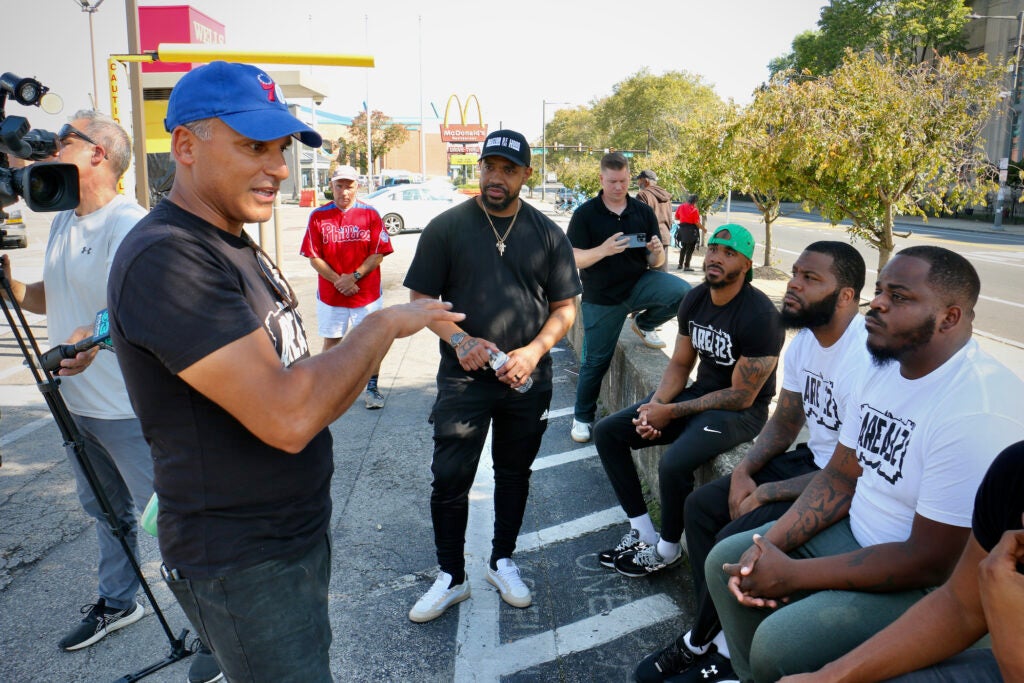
404, 129, 582, 623
705, 246, 1024, 683
592, 225, 784, 579
567, 153, 690, 444
780, 440, 1024, 683
634, 241, 870, 682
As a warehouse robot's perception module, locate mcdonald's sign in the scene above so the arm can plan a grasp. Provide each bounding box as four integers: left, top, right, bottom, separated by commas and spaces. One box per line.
440, 94, 487, 143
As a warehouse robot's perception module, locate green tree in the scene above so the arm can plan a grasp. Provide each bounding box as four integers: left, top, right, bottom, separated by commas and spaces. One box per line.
345, 110, 410, 173
731, 84, 804, 268
770, 0, 971, 77
551, 156, 601, 197
670, 110, 737, 221
543, 107, 599, 164
590, 69, 725, 152
783, 51, 1003, 269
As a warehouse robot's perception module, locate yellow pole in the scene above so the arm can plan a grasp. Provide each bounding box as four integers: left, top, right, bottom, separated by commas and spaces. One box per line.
154, 44, 374, 68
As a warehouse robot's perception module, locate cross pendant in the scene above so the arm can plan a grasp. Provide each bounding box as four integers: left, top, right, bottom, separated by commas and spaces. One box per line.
496, 240, 506, 256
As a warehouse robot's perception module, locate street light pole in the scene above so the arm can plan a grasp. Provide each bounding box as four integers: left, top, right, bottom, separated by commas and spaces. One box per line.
971, 11, 1024, 231
77, 0, 107, 110
541, 100, 547, 202
541, 100, 571, 202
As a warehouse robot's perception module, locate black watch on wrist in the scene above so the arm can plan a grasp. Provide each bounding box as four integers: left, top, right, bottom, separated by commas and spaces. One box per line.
352, 271, 363, 281
449, 331, 468, 349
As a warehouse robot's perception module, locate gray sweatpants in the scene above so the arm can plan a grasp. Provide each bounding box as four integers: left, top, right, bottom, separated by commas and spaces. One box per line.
706, 519, 930, 683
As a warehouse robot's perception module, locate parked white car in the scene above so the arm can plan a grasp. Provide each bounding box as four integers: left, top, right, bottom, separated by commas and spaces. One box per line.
362, 183, 465, 235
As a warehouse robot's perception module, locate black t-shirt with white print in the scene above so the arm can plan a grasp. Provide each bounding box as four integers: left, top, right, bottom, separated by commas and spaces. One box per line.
972, 441, 1024, 572
108, 200, 333, 580
676, 282, 784, 414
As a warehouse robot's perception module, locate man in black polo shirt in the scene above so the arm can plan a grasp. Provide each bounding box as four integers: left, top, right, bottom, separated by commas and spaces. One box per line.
567, 152, 690, 444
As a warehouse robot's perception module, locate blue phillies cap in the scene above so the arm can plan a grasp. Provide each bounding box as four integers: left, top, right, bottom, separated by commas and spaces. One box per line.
164, 61, 322, 148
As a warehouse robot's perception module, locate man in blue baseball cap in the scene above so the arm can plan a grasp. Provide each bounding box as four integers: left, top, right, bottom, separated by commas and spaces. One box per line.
107, 61, 465, 682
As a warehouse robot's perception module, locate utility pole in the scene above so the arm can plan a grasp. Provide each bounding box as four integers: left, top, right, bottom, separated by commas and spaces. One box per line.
972, 11, 1024, 230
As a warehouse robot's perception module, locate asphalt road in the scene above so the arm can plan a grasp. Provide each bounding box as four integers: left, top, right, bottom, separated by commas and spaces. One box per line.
714, 204, 1024, 347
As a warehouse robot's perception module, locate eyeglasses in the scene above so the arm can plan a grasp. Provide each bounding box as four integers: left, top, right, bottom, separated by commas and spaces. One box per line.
247, 237, 298, 310
58, 123, 100, 147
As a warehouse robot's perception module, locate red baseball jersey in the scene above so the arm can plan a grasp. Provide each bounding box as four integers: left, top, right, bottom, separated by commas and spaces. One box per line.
300, 200, 393, 308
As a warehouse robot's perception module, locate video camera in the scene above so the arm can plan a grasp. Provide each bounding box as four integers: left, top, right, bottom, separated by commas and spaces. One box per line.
0, 72, 79, 212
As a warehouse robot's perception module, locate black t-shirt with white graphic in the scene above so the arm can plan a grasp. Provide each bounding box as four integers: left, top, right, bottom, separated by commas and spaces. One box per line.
677, 282, 784, 413
972, 441, 1024, 570
108, 200, 333, 580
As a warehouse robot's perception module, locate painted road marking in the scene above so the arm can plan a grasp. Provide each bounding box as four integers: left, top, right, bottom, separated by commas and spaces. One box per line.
454, 408, 679, 681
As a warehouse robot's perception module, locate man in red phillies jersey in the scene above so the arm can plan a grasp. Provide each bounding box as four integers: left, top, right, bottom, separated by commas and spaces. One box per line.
300, 164, 394, 408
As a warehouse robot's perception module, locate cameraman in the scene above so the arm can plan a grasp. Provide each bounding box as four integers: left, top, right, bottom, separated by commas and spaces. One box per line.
1, 111, 220, 682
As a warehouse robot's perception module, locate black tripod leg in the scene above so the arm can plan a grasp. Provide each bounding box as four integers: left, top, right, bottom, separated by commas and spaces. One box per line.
0, 274, 194, 682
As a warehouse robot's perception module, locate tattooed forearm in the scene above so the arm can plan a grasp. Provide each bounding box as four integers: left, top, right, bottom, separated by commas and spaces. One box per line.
741, 390, 806, 471
756, 471, 818, 504
782, 467, 855, 549
669, 355, 778, 419
670, 388, 749, 417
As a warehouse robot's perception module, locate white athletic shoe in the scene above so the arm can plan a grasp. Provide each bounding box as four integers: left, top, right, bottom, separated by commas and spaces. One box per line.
408, 571, 471, 623
631, 319, 667, 349
571, 418, 592, 443
486, 558, 532, 608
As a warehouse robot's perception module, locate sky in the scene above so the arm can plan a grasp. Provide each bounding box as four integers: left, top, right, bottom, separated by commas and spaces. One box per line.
4, 0, 827, 144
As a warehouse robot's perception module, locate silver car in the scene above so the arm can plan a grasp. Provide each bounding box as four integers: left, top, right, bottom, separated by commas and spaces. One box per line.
362, 183, 464, 235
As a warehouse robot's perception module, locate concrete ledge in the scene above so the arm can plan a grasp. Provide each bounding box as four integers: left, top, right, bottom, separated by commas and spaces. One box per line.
566, 298, 752, 504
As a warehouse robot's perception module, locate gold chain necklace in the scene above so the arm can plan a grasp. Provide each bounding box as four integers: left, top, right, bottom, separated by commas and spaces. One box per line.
481, 199, 521, 256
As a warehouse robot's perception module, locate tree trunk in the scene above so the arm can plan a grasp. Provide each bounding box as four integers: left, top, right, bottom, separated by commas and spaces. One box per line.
876, 202, 896, 271
763, 213, 774, 268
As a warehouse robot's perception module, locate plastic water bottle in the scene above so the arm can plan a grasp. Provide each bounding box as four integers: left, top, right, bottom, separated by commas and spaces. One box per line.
488, 350, 533, 393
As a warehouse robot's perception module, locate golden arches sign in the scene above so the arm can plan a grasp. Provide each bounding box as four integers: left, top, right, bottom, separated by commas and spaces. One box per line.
440, 94, 487, 142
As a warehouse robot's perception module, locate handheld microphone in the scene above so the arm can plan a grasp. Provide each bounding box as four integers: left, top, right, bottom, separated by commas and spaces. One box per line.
40, 309, 111, 373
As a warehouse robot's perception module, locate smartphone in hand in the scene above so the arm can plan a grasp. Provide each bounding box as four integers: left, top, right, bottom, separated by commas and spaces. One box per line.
626, 233, 648, 248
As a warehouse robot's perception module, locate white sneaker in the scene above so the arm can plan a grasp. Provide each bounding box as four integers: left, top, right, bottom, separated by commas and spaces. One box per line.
571, 418, 592, 443
631, 319, 667, 349
408, 571, 471, 623
364, 387, 385, 409
486, 558, 532, 608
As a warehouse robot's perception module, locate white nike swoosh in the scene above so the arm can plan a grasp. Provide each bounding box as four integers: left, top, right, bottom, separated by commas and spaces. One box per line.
703, 426, 722, 433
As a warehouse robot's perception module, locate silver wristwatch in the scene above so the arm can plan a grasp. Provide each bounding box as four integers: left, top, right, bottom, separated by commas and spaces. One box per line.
448, 331, 468, 349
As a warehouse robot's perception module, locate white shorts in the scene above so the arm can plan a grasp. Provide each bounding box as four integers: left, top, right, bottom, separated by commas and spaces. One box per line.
316, 296, 383, 339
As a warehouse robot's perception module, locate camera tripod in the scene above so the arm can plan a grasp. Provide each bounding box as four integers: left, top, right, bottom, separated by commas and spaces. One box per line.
0, 271, 193, 681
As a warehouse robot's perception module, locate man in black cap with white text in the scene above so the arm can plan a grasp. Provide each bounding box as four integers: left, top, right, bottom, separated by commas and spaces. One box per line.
405, 129, 582, 623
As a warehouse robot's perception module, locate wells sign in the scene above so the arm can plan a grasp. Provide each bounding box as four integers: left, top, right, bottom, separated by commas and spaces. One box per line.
440, 94, 487, 143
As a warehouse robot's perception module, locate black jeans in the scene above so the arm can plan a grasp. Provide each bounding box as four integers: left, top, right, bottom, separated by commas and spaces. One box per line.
163, 534, 332, 683
429, 375, 552, 578
683, 446, 819, 645
592, 389, 766, 544
678, 241, 698, 268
